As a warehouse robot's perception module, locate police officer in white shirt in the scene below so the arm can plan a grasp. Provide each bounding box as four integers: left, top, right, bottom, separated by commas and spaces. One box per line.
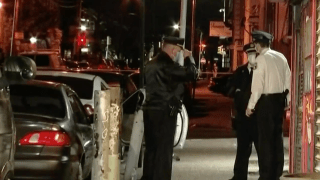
245, 30, 291, 180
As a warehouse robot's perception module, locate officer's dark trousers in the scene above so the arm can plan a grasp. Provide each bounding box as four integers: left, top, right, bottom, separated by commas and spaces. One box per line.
232, 115, 259, 180
256, 94, 285, 180
141, 106, 177, 180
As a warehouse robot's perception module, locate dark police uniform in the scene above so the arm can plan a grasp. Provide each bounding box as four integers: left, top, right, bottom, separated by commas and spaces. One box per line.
229, 43, 259, 180
141, 37, 198, 180
247, 31, 291, 180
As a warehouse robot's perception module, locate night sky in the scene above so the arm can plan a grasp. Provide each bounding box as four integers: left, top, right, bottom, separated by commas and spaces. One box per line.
83, 0, 224, 42
81, 0, 224, 63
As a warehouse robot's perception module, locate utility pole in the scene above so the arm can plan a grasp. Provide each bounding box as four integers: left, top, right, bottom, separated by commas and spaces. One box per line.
177, 0, 187, 66
198, 31, 203, 73
77, 0, 82, 61
191, 0, 197, 101
179, 0, 187, 40
191, 0, 196, 52
139, 0, 145, 88
10, 0, 19, 56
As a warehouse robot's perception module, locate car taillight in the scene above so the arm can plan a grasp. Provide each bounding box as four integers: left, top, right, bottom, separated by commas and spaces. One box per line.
98, 64, 107, 69
19, 131, 70, 146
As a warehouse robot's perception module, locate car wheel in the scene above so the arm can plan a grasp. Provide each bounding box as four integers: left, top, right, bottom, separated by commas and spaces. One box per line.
77, 164, 83, 180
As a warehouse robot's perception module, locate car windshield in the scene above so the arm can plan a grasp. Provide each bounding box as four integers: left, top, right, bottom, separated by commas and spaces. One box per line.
35, 76, 94, 100
10, 85, 66, 118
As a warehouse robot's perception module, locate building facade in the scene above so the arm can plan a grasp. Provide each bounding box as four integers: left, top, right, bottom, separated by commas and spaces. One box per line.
289, 0, 319, 174
225, 0, 292, 70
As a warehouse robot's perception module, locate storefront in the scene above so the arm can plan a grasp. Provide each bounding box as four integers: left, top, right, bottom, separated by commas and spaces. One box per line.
289, 0, 317, 173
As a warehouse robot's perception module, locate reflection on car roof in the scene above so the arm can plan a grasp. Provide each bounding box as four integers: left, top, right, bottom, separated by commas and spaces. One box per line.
37, 71, 96, 81
13, 80, 63, 89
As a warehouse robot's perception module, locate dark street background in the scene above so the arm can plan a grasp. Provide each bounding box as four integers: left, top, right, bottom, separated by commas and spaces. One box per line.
187, 78, 289, 139
187, 78, 235, 139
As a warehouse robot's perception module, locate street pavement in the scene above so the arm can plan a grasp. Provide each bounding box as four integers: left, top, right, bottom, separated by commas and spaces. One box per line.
170, 78, 290, 180
172, 138, 289, 180
187, 78, 289, 138
187, 78, 235, 139
122, 78, 293, 180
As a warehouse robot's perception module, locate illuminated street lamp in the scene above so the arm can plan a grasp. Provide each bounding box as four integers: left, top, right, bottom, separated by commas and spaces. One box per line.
219, 8, 225, 21
173, 24, 179, 30
0, 2, 3, 8
30, 37, 37, 44
80, 25, 87, 31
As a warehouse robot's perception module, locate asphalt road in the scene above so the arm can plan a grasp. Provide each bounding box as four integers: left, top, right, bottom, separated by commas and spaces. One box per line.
187, 79, 235, 139
170, 79, 290, 180
187, 79, 289, 139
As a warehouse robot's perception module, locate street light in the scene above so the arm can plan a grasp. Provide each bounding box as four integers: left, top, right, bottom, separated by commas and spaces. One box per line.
173, 24, 179, 30
30, 37, 37, 44
219, 8, 225, 21
0, 2, 3, 8
80, 25, 87, 31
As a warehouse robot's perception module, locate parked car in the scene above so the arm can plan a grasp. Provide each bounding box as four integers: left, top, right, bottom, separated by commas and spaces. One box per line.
67, 69, 138, 105
208, 73, 234, 96
66, 61, 91, 70
65, 60, 80, 70
19, 50, 67, 70
0, 56, 37, 180
78, 62, 91, 70
0, 87, 15, 180
96, 59, 115, 70
35, 71, 109, 112
66, 70, 140, 144
10, 81, 94, 180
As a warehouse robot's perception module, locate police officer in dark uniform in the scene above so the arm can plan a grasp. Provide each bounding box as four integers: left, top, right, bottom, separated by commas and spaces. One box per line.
228, 43, 259, 180
141, 36, 198, 180
246, 31, 291, 180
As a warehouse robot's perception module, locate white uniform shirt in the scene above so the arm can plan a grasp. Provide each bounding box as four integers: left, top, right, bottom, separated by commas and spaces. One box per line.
247, 48, 291, 110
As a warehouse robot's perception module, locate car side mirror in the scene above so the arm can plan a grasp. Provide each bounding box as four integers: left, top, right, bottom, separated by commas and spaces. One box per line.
84, 104, 94, 124
88, 114, 94, 124
0, 56, 36, 89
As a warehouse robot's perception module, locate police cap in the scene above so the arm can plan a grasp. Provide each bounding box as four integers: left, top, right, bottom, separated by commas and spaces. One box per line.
243, 43, 256, 54
251, 30, 273, 43
163, 36, 184, 49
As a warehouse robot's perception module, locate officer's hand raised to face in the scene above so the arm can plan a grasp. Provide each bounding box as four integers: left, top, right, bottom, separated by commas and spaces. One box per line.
183, 49, 192, 58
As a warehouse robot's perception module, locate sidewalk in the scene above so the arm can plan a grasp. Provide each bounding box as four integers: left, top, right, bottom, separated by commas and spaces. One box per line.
172, 138, 289, 180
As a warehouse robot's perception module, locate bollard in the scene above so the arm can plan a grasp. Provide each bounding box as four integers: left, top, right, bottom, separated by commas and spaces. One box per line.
108, 87, 121, 180
92, 90, 111, 180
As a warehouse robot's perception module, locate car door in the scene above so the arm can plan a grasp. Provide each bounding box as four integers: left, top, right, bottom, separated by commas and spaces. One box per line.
67, 93, 94, 177
0, 87, 14, 180
173, 104, 188, 149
